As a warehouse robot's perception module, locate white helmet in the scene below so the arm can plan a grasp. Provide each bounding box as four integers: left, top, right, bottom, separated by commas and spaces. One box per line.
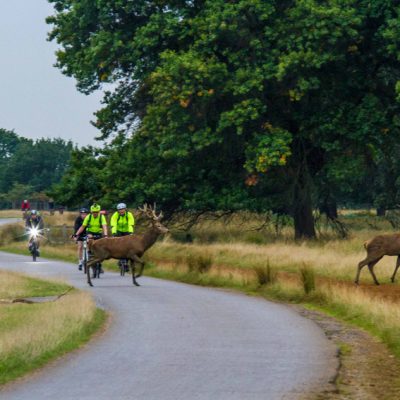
117, 203, 127, 210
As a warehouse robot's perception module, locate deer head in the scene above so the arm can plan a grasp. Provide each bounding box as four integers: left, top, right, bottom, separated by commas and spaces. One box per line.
139, 203, 169, 234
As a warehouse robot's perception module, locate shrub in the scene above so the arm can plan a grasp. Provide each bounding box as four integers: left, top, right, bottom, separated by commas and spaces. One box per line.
299, 264, 316, 294
0, 223, 25, 246
186, 253, 213, 274
253, 260, 276, 286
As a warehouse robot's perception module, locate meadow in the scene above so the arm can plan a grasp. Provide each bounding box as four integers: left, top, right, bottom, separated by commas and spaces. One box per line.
1, 209, 400, 376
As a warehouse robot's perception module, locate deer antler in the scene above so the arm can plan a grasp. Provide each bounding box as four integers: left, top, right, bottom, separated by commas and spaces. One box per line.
139, 203, 163, 221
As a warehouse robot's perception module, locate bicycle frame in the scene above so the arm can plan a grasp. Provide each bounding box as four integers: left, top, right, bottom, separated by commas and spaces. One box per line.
83, 234, 102, 283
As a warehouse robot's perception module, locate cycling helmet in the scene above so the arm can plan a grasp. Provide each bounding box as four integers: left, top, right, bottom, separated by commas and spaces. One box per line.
80, 207, 89, 213
117, 203, 127, 210
90, 204, 101, 212
31, 210, 38, 215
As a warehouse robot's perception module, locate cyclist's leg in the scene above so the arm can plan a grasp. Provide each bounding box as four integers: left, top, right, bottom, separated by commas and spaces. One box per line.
77, 240, 83, 270
93, 234, 104, 274
118, 232, 130, 272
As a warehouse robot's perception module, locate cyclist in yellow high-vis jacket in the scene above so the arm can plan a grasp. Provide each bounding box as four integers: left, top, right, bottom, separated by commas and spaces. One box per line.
110, 203, 135, 272
74, 203, 108, 273
75, 203, 108, 237
110, 203, 135, 236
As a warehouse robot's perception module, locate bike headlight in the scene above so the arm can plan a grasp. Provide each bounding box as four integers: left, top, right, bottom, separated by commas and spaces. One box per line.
29, 227, 40, 238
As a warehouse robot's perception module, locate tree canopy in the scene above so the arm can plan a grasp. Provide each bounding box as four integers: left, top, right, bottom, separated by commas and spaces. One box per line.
47, 0, 400, 238
0, 129, 73, 202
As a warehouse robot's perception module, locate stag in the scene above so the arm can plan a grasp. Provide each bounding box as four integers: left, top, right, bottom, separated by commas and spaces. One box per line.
355, 233, 400, 285
86, 204, 168, 286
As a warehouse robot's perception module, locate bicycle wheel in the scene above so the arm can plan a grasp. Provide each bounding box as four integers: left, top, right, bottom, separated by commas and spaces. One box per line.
82, 240, 89, 274
119, 260, 125, 276
31, 242, 37, 262
83, 252, 88, 274
93, 262, 101, 279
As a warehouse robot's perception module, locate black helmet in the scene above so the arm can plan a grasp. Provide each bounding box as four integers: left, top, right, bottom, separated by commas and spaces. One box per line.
80, 208, 89, 213
31, 210, 38, 215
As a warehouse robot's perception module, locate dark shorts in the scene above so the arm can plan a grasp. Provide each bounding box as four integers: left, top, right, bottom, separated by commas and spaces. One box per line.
87, 233, 103, 240
114, 232, 132, 237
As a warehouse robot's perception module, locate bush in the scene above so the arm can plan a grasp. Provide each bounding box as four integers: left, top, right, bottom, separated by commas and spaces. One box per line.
253, 260, 276, 286
186, 253, 213, 274
299, 264, 316, 294
0, 223, 25, 246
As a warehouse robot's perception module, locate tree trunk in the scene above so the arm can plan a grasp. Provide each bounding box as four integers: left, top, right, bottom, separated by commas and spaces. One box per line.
293, 163, 316, 240
319, 197, 338, 220
376, 206, 386, 217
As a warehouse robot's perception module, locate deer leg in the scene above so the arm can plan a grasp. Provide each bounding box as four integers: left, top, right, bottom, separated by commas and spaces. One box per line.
130, 255, 145, 286
129, 259, 140, 286
86, 258, 102, 287
86, 259, 93, 287
367, 258, 382, 285
391, 256, 400, 283
355, 259, 368, 284
355, 256, 382, 284
133, 254, 145, 278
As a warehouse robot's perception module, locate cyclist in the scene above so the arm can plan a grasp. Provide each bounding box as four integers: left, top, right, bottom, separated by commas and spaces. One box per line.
25, 210, 44, 255
110, 202, 135, 272
74, 203, 108, 272
21, 199, 30, 220
21, 199, 30, 211
73, 207, 89, 270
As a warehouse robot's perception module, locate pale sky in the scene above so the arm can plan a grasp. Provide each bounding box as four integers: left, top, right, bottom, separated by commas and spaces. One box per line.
0, 1, 104, 147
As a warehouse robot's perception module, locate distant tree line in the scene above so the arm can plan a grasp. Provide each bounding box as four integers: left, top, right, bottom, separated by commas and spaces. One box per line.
46, 0, 400, 238
0, 129, 73, 208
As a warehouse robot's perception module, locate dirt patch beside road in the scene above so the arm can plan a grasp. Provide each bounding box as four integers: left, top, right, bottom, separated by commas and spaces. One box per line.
296, 307, 400, 400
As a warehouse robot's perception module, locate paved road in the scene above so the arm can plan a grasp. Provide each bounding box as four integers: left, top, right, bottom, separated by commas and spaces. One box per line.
0, 219, 338, 400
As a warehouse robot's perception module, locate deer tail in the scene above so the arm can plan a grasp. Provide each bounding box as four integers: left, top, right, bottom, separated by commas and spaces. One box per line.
363, 240, 371, 250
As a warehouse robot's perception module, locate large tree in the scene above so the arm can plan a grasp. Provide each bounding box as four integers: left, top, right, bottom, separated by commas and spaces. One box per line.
47, 0, 400, 238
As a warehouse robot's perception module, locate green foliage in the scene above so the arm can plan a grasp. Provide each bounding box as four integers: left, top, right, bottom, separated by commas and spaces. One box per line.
47, 0, 400, 237
49, 146, 105, 208
0, 132, 73, 196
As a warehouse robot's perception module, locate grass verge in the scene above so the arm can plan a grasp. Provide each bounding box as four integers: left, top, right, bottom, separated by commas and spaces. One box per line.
0, 271, 106, 386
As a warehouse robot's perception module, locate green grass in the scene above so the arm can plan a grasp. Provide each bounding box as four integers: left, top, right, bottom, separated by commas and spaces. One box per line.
0, 308, 106, 385
0, 268, 106, 386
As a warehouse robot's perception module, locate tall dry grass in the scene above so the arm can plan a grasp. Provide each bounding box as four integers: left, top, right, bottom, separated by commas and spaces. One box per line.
0, 270, 70, 299
0, 291, 96, 360
0, 270, 103, 384
147, 236, 388, 282
0, 210, 23, 218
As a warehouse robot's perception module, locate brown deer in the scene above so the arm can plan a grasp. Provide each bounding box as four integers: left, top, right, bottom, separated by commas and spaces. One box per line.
86, 204, 168, 287
355, 234, 400, 285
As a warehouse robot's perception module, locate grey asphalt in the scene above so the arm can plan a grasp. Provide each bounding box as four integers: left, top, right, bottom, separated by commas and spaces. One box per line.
0, 219, 338, 400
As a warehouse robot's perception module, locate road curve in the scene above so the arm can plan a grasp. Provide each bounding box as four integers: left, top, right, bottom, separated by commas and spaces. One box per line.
0, 220, 338, 400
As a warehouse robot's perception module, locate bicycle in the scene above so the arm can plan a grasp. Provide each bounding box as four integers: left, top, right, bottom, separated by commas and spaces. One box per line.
82, 234, 102, 279
118, 258, 129, 276
29, 236, 39, 262
27, 227, 48, 261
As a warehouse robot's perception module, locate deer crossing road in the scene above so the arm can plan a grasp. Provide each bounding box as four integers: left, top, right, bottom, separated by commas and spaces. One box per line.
0, 221, 338, 399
